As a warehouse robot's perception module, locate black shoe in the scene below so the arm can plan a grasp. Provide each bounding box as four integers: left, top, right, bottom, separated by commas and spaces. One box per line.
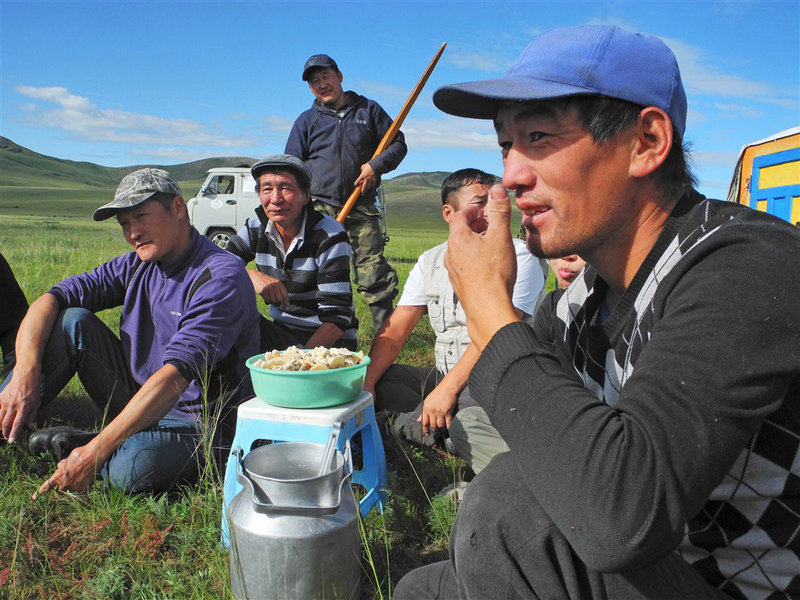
389, 412, 442, 448
50, 428, 96, 458
369, 301, 395, 334
28, 427, 63, 456
28, 426, 95, 459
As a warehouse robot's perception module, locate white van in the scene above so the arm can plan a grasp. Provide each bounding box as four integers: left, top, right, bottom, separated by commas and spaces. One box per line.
188, 166, 392, 248
187, 167, 258, 248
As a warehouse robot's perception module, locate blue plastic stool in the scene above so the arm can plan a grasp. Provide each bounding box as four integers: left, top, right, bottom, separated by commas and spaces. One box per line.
221, 391, 387, 547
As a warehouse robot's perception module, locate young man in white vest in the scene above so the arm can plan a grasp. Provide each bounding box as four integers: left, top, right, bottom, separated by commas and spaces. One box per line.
363, 168, 546, 474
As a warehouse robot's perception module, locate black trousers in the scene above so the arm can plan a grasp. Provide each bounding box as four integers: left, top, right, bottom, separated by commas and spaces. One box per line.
258, 316, 357, 352
393, 452, 732, 600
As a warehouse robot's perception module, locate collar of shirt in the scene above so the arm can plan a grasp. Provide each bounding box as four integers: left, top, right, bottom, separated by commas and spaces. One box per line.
265, 210, 308, 259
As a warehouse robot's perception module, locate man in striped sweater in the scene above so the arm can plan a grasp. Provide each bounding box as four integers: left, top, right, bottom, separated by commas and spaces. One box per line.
227, 154, 359, 351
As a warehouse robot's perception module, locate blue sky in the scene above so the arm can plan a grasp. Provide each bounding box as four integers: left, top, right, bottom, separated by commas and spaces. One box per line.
1, 0, 798, 199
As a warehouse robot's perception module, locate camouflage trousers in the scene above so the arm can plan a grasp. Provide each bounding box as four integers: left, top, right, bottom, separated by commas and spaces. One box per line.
313, 201, 398, 306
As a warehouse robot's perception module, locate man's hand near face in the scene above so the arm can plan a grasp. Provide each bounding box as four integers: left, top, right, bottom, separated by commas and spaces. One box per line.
445, 185, 519, 349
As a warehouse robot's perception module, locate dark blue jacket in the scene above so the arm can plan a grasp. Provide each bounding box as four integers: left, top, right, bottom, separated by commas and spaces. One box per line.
285, 91, 407, 209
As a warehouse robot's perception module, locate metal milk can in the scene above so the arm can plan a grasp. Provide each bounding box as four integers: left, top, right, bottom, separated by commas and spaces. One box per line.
227, 428, 361, 600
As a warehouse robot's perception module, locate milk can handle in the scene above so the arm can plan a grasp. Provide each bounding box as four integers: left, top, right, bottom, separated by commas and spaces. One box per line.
234, 444, 355, 516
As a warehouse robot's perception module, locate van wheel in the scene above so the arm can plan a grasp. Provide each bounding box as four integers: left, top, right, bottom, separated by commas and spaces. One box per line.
207, 228, 234, 249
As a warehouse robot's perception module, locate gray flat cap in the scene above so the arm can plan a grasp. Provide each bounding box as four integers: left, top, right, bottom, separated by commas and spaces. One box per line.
93, 168, 182, 221
251, 154, 313, 186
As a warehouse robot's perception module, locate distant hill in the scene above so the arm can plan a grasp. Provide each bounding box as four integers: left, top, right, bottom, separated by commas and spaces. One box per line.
0, 136, 122, 188
0, 137, 507, 227
0, 136, 255, 189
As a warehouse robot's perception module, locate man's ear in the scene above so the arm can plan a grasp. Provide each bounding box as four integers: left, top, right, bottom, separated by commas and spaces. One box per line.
442, 203, 456, 223
173, 195, 188, 218
629, 107, 673, 179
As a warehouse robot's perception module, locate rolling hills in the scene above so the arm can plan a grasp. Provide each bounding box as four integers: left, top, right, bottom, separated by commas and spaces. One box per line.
0, 136, 503, 227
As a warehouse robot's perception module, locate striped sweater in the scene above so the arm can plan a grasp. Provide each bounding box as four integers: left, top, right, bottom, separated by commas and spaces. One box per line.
227, 205, 358, 341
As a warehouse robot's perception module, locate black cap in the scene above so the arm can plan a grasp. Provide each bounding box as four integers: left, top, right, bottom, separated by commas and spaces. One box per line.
302, 54, 339, 81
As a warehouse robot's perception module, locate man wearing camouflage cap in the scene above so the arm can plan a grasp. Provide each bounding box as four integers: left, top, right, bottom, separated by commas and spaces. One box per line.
0, 168, 260, 497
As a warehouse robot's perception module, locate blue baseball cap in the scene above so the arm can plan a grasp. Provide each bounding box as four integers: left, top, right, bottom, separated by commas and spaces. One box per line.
433, 25, 687, 137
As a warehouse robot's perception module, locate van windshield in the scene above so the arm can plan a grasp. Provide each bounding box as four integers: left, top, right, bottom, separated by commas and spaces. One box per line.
207, 175, 234, 195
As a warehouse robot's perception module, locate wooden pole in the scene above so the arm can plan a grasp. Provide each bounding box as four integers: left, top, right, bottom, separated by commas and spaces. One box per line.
336, 42, 447, 223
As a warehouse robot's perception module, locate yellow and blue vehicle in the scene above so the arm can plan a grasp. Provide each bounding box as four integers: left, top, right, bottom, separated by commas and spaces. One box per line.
726, 127, 800, 226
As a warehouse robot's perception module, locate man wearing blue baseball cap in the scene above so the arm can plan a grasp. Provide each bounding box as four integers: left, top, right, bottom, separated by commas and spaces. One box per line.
394, 25, 800, 600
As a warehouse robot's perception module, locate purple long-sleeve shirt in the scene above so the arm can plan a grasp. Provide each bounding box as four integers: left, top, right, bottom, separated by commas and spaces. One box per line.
49, 229, 260, 421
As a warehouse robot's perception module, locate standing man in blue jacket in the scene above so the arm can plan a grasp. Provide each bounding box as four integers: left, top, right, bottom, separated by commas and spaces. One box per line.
0, 168, 260, 497
285, 54, 408, 333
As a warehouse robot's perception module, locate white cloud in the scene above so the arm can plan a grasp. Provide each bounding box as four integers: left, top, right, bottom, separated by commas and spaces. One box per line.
693, 150, 740, 169
712, 103, 764, 120
15, 85, 257, 148
129, 147, 252, 162
661, 37, 791, 106
583, 16, 642, 31
447, 51, 509, 74
401, 117, 497, 151
351, 79, 413, 108
263, 115, 295, 132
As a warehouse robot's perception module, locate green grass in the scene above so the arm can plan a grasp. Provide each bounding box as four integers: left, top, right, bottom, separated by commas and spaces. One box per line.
0, 140, 549, 595
0, 213, 473, 599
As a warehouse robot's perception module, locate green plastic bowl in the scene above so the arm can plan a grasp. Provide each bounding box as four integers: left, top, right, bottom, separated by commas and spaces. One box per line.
246, 353, 371, 409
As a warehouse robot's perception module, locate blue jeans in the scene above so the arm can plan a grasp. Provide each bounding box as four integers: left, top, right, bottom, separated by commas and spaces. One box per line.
1, 308, 203, 493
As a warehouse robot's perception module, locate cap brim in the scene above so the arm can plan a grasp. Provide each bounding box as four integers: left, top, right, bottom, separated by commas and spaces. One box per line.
92, 191, 157, 221
92, 206, 118, 221
433, 77, 600, 119
302, 63, 336, 81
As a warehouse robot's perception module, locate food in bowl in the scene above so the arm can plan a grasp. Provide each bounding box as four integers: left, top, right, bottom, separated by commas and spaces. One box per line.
246, 347, 371, 408
252, 345, 364, 372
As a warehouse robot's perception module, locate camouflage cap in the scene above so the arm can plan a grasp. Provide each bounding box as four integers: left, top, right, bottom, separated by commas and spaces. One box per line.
92, 168, 183, 221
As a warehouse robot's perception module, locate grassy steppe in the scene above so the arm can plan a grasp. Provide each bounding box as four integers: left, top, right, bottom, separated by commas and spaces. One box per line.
0, 137, 551, 597
0, 212, 469, 600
